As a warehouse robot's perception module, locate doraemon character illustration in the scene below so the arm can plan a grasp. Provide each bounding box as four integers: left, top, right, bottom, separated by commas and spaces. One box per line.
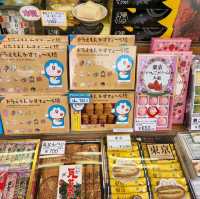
113, 100, 132, 124
115, 55, 133, 82
48, 105, 66, 128
44, 60, 64, 87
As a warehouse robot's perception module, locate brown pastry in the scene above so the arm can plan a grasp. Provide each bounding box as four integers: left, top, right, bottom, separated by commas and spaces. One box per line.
90, 114, 98, 124
85, 165, 94, 184
107, 114, 115, 124
85, 104, 94, 114
82, 114, 89, 124
156, 185, 186, 199
85, 184, 94, 199
104, 103, 112, 114
66, 144, 82, 154
93, 191, 101, 199
98, 114, 107, 124
95, 104, 103, 115
82, 144, 99, 152
93, 165, 101, 185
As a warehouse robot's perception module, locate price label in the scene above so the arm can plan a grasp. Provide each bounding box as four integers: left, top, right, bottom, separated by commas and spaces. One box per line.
107, 135, 131, 150
20, 6, 41, 21
40, 141, 65, 155
135, 118, 157, 131
41, 10, 67, 27
191, 117, 200, 130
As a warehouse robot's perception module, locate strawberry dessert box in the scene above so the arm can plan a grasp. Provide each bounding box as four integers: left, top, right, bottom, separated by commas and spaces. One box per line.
135, 54, 178, 131
155, 51, 192, 124
151, 38, 191, 52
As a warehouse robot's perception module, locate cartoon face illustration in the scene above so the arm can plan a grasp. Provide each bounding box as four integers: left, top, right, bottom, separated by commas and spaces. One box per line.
44, 60, 64, 87
48, 105, 66, 128
115, 55, 133, 82
114, 100, 132, 124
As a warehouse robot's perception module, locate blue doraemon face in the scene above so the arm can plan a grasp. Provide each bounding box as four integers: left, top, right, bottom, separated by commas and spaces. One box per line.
48, 105, 66, 128
115, 55, 133, 82
114, 100, 132, 124
44, 60, 64, 87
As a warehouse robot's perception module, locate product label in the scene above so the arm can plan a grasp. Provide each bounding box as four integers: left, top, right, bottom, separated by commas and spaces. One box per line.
191, 116, 200, 130
19, 6, 41, 21
107, 135, 131, 150
41, 10, 67, 27
40, 141, 66, 155
135, 118, 157, 131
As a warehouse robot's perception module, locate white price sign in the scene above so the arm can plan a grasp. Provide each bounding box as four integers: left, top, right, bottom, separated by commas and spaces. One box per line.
135, 118, 157, 131
191, 117, 200, 130
41, 10, 67, 27
40, 141, 65, 155
107, 135, 131, 150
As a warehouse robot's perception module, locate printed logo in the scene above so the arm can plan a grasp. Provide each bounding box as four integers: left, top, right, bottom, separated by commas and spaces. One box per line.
44, 60, 64, 88
113, 100, 132, 124
115, 55, 133, 82
48, 105, 66, 128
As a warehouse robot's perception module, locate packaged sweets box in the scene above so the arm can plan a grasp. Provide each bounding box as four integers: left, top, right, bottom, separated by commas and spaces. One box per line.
0, 95, 70, 135
69, 91, 134, 131
186, 55, 200, 130
0, 139, 40, 199
69, 35, 135, 46
135, 54, 178, 131
112, 7, 178, 27
112, 0, 181, 9
111, 25, 173, 41
69, 45, 136, 90
106, 135, 191, 199
37, 140, 106, 199
0, 48, 68, 94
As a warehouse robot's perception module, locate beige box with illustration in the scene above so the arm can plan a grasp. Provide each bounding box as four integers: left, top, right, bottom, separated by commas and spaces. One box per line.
69, 45, 136, 90
0, 95, 69, 135
69, 91, 134, 131
0, 49, 68, 94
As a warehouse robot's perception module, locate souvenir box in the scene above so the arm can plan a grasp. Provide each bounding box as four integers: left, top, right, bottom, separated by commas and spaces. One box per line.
155, 51, 192, 124
106, 135, 191, 199
69, 45, 136, 90
112, 7, 178, 27
186, 56, 200, 131
0, 139, 40, 199
69, 92, 134, 131
0, 34, 68, 43
112, 0, 180, 9
69, 35, 135, 46
0, 95, 70, 135
0, 1, 44, 34
135, 54, 178, 131
151, 37, 192, 52
0, 48, 68, 94
111, 25, 173, 41
37, 140, 107, 199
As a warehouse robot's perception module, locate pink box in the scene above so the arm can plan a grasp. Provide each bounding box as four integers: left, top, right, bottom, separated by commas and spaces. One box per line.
151, 38, 191, 52
135, 54, 178, 131
155, 51, 192, 124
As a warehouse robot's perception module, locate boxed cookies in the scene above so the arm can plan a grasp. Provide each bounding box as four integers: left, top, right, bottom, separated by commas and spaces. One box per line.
0, 49, 68, 94
69, 35, 135, 46
0, 139, 40, 199
0, 95, 69, 135
37, 140, 106, 199
69, 92, 134, 131
69, 45, 136, 90
135, 54, 178, 131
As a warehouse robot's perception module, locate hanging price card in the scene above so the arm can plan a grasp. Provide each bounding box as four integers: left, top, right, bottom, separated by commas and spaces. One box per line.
41, 10, 67, 27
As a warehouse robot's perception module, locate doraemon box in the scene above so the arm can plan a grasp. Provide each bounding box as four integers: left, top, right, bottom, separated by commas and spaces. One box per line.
0, 48, 68, 95
0, 95, 70, 135
69, 91, 134, 131
69, 45, 136, 90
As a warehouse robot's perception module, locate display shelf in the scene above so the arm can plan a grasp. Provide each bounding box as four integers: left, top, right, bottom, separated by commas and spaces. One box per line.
0, 125, 187, 141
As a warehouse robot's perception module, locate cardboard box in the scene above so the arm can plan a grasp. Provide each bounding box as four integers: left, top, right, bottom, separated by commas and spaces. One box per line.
69, 35, 135, 46
69, 45, 136, 90
0, 95, 70, 135
0, 49, 68, 94
69, 91, 134, 131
